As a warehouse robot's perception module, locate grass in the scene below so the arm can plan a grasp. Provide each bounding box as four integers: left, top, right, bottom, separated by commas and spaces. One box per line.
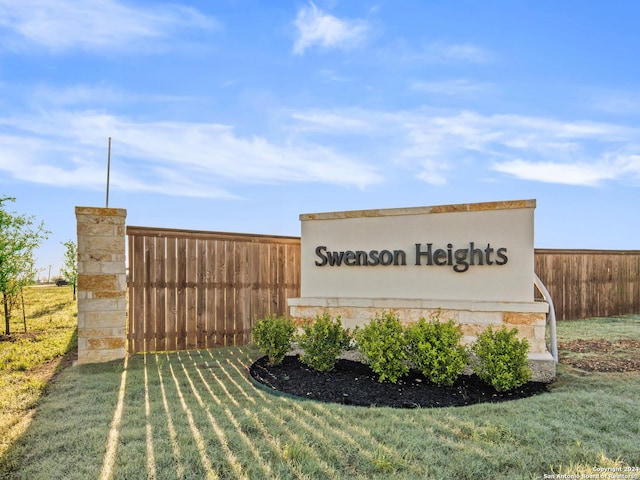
1, 303, 639, 479
0, 285, 77, 471
556, 314, 640, 342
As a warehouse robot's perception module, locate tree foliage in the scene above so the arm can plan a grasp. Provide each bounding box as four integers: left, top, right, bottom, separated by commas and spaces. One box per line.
60, 240, 78, 300
0, 197, 49, 335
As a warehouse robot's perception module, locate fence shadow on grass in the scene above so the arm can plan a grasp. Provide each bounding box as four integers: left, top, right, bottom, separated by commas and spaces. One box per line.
93, 347, 453, 479
101, 347, 574, 479
4, 342, 640, 479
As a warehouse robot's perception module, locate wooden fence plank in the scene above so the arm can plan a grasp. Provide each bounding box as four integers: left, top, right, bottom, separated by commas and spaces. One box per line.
204, 239, 216, 348
186, 238, 198, 350
248, 242, 261, 342
213, 239, 225, 347
268, 243, 278, 314
196, 239, 207, 349
155, 236, 166, 352
165, 237, 178, 352
132, 234, 145, 353
277, 244, 286, 313
127, 233, 135, 353
238, 242, 251, 345
176, 237, 187, 350
222, 240, 230, 344
144, 237, 154, 352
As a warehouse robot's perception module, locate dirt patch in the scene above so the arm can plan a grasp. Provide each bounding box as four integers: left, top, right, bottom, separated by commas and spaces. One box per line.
0, 333, 39, 343
558, 339, 640, 372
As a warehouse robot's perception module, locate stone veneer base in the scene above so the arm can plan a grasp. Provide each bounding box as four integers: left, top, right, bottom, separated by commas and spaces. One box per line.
288, 297, 556, 382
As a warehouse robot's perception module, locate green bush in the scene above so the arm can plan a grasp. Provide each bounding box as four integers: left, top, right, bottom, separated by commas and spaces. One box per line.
298, 313, 350, 372
406, 316, 469, 386
471, 325, 531, 392
252, 314, 296, 366
354, 311, 409, 383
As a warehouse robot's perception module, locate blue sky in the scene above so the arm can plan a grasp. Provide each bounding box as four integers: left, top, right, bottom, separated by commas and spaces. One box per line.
1, 0, 639, 278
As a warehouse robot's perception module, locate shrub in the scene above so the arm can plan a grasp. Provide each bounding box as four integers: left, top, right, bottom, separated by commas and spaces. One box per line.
252, 314, 296, 365
406, 316, 469, 386
471, 325, 531, 391
354, 311, 409, 383
298, 313, 350, 372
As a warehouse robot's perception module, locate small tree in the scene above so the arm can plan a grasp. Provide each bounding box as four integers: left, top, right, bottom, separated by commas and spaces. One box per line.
16, 254, 38, 333
60, 240, 78, 300
0, 197, 49, 335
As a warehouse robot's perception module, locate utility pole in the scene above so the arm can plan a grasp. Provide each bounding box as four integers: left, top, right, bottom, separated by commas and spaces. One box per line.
47, 265, 52, 284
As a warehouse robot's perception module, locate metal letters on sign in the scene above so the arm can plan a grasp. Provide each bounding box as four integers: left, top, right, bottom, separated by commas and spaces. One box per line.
314, 242, 508, 273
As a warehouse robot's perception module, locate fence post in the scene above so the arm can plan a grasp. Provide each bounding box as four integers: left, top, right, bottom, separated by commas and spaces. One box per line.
75, 207, 127, 364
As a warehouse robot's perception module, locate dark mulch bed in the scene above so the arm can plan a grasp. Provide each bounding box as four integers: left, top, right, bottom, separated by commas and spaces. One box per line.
249, 355, 550, 408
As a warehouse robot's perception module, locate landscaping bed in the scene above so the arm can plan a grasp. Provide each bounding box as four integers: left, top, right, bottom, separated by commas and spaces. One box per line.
249, 354, 550, 408
250, 333, 640, 407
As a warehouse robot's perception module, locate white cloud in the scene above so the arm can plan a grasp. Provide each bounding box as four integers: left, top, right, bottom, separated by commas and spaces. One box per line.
0, 0, 216, 52
318, 69, 352, 83
291, 111, 374, 133
30, 83, 210, 108
2, 95, 638, 197
587, 88, 640, 115
415, 159, 449, 186
0, 110, 383, 197
293, 2, 369, 55
286, 108, 640, 187
387, 40, 495, 65
492, 160, 618, 186
0, 134, 113, 190
410, 79, 491, 96
408, 114, 640, 186
31, 84, 125, 106
438, 43, 493, 63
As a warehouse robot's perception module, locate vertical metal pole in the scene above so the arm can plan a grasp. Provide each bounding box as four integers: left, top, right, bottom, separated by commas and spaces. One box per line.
106, 137, 112, 208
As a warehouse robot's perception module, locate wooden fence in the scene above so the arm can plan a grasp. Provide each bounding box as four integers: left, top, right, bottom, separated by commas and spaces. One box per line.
127, 226, 639, 353
534, 249, 640, 321
127, 226, 300, 354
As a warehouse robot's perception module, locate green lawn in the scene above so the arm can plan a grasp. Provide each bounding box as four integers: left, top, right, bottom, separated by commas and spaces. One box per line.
0, 286, 77, 471
556, 314, 640, 342
1, 309, 639, 479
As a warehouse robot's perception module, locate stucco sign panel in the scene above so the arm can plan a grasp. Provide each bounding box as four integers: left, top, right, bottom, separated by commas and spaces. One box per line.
299, 200, 536, 303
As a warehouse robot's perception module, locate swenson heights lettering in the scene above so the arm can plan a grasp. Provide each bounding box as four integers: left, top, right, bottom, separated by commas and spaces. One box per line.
314, 242, 508, 273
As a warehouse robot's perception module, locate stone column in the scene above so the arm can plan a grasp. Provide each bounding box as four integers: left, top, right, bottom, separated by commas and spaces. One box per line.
75, 207, 127, 364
